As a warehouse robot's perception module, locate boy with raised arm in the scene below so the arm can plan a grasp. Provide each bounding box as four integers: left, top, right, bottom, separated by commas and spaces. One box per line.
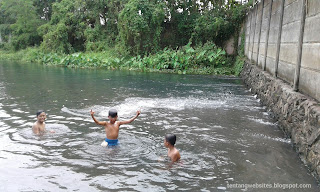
90, 109, 140, 146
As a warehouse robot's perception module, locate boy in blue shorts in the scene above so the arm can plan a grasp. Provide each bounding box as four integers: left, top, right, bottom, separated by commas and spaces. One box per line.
90, 109, 140, 146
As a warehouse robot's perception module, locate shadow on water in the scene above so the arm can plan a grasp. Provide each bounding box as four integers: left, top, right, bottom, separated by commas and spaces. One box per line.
0, 60, 319, 191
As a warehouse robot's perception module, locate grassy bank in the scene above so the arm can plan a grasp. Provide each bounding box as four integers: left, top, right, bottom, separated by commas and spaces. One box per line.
0, 42, 245, 76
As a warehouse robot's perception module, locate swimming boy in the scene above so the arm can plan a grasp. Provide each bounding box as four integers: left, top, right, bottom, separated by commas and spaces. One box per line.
90, 109, 140, 146
32, 110, 46, 135
164, 134, 181, 162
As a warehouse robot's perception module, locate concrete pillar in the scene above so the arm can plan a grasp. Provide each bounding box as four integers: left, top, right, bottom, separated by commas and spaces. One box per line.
263, 0, 273, 71
293, 0, 307, 91
274, 0, 285, 77
247, 11, 253, 57
250, 5, 258, 62
256, 0, 265, 65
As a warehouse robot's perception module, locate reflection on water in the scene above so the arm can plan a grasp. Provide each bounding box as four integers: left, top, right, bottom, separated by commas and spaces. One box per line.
0, 61, 319, 191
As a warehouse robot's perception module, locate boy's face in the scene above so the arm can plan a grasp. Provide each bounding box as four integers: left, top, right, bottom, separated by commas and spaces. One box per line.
164, 139, 169, 148
37, 112, 46, 123
108, 115, 118, 123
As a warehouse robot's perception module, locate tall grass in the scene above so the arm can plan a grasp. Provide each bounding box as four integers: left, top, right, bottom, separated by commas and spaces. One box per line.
1, 41, 241, 75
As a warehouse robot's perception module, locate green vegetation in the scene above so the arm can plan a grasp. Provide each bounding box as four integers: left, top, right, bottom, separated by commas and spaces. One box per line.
0, 0, 250, 75
233, 30, 246, 76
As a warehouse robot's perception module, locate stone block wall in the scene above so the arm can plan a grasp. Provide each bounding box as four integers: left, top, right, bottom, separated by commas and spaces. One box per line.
241, 61, 320, 180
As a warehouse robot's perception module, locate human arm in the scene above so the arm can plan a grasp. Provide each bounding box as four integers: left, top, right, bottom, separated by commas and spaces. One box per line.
90, 110, 107, 126
118, 110, 141, 125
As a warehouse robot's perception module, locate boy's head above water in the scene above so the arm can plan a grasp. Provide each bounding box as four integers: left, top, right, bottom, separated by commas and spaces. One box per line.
36, 110, 45, 117
165, 134, 176, 146
36, 110, 46, 123
108, 109, 118, 118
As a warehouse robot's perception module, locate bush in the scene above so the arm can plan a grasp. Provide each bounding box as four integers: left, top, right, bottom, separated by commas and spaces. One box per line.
121, 41, 229, 74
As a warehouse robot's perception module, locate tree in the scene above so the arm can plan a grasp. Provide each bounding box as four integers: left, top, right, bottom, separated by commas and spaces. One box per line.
40, 0, 129, 53
33, 0, 58, 21
118, 0, 166, 56
84, 0, 127, 52
0, 0, 43, 50
161, 0, 200, 48
40, 0, 88, 53
191, 0, 247, 47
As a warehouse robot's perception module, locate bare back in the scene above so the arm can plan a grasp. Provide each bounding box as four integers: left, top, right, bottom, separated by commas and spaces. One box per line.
103, 121, 121, 140
168, 147, 181, 162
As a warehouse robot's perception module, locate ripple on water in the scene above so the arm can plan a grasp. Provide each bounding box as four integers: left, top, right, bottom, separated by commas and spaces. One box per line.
0, 110, 11, 118
246, 116, 276, 126
248, 133, 291, 144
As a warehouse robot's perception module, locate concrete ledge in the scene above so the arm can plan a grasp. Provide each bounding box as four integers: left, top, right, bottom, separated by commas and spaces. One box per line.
241, 61, 320, 180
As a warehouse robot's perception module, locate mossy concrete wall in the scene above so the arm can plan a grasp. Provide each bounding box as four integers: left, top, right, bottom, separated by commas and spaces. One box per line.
245, 0, 320, 101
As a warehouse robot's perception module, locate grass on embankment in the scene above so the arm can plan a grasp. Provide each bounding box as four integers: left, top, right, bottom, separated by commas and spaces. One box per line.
0, 42, 245, 76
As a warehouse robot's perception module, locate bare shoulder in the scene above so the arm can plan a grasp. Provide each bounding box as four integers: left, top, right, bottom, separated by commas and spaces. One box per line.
32, 122, 38, 129
32, 122, 40, 134
99, 121, 108, 126
174, 149, 181, 160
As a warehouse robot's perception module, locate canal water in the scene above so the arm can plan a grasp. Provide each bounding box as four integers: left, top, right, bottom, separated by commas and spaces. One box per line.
0, 61, 318, 191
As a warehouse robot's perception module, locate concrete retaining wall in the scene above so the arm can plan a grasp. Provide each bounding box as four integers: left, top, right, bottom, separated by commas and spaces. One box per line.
241, 61, 320, 180
244, 0, 320, 102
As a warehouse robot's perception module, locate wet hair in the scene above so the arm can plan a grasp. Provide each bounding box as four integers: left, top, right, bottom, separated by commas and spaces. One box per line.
108, 109, 118, 118
165, 134, 176, 146
36, 110, 45, 117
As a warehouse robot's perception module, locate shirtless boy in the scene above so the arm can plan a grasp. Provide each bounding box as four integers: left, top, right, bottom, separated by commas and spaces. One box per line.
90, 109, 140, 146
32, 110, 46, 135
164, 134, 181, 162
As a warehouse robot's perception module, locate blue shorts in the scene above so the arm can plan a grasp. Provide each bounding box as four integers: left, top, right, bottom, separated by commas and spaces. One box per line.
105, 138, 119, 146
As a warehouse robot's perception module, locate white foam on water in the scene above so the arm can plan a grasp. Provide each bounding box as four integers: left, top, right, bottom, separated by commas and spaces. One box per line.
12, 109, 25, 113
45, 123, 71, 134
100, 97, 227, 117
5, 116, 20, 120
66, 117, 84, 121
12, 120, 26, 124
247, 116, 276, 126
61, 106, 89, 117
250, 133, 291, 144
61, 95, 261, 122
22, 122, 34, 127
0, 110, 11, 118
50, 115, 65, 119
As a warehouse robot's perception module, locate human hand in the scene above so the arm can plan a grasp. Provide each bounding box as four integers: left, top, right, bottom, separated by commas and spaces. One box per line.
136, 110, 141, 116
90, 109, 95, 116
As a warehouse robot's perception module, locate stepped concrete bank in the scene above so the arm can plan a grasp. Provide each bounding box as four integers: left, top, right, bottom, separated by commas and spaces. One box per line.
241, 61, 320, 180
